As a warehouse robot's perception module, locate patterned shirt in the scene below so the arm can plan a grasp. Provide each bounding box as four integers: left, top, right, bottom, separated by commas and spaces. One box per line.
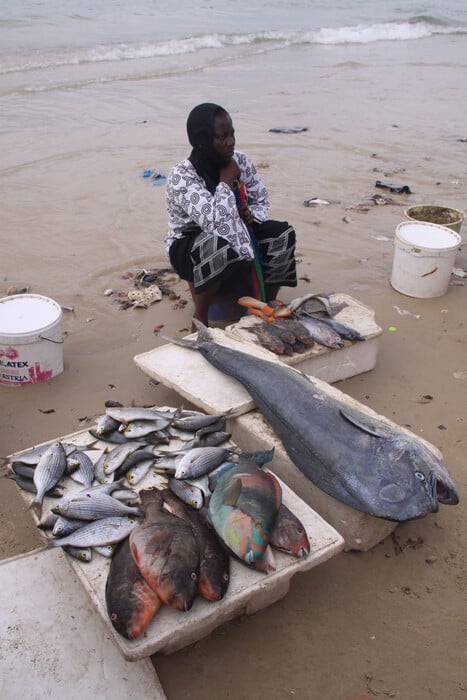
165, 150, 270, 261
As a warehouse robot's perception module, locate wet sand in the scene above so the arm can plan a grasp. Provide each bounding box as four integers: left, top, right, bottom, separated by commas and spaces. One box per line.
1, 35, 466, 699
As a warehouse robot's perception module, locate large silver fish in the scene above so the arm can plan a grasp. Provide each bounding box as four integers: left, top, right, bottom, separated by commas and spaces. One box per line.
165, 325, 459, 522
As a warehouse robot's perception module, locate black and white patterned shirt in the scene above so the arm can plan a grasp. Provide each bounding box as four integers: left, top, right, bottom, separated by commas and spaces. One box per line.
165, 150, 270, 261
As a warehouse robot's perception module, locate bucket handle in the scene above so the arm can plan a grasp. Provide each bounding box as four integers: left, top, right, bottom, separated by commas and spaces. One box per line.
39, 335, 64, 344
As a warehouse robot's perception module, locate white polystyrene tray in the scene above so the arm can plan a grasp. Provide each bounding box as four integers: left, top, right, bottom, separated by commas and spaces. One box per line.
8, 424, 344, 661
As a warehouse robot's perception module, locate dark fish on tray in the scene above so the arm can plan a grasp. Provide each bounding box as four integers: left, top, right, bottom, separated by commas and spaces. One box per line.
5, 473, 64, 498
208, 462, 282, 566
31, 441, 67, 511
106, 537, 162, 640
271, 318, 315, 348
9, 462, 36, 479
162, 490, 230, 602
310, 315, 365, 342
236, 448, 275, 467
248, 324, 293, 356
270, 503, 310, 557
164, 324, 459, 522
129, 488, 200, 611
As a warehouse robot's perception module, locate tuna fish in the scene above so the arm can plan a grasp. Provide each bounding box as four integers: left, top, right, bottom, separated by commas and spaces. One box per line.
165, 324, 459, 522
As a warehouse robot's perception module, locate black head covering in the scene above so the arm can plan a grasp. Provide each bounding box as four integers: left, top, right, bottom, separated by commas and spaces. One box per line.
187, 102, 229, 194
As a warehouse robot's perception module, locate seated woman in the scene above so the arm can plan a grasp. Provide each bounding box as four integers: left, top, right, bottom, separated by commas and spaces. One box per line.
165, 102, 297, 329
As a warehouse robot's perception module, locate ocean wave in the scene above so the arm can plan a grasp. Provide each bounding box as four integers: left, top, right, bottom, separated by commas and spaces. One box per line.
1, 18, 465, 76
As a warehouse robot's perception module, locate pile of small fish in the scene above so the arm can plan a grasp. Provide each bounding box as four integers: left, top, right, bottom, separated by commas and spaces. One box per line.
6, 404, 310, 641
246, 293, 365, 355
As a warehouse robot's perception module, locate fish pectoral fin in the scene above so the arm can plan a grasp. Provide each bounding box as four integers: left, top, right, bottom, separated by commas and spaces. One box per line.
339, 406, 388, 438
221, 478, 242, 507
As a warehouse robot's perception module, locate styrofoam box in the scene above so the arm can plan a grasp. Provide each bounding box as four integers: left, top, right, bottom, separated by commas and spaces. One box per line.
0, 547, 167, 699
8, 426, 344, 661
225, 293, 382, 383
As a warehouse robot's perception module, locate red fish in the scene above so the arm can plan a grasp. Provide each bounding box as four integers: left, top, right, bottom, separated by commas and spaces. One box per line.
129, 488, 200, 611
270, 503, 310, 558
105, 537, 161, 640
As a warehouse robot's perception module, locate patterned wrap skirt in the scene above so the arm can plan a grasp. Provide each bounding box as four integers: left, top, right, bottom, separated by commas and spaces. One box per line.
169, 219, 297, 295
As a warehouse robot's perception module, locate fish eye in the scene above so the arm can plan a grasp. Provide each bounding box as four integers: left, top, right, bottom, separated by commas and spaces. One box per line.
110, 613, 117, 621
415, 472, 425, 481
191, 572, 198, 581
223, 573, 230, 582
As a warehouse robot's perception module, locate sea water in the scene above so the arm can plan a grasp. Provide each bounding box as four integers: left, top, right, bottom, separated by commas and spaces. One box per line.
1, 0, 466, 95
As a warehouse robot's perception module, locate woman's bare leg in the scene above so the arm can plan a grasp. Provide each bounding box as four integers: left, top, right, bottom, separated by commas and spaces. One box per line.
265, 285, 280, 302
188, 281, 222, 330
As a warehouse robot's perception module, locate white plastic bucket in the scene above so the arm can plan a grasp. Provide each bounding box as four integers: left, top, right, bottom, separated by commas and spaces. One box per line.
0, 294, 64, 386
391, 221, 461, 298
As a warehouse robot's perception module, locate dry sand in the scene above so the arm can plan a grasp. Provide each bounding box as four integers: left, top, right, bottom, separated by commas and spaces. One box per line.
1, 36, 466, 700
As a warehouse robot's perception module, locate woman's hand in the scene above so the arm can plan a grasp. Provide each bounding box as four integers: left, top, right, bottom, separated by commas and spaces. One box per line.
219, 159, 241, 188
238, 204, 254, 227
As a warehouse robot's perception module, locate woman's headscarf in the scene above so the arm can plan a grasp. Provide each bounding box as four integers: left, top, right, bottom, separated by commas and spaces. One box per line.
187, 102, 229, 194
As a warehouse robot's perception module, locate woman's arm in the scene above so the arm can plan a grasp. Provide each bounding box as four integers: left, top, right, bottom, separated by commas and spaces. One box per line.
236, 152, 270, 223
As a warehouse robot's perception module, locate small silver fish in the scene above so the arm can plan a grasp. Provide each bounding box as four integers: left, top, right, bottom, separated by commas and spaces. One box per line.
175, 446, 232, 480
63, 546, 93, 562
94, 414, 121, 437
51, 491, 140, 520
93, 544, 116, 558
171, 413, 226, 431
67, 451, 95, 488
126, 459, 154, 486
168, 477, 204, 509
53, 516, 86, 538
46, 516, 138, 549
31, 441, 67, 511
119, 419, 171, 438
103, 442, 147, 476
105, 406, 179, 423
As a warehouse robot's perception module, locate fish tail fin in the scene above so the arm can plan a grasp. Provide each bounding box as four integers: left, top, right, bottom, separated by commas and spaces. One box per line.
28, 497, 42, 516
161, 321, 213, 349
191, 319, 214, 342
160, 334, 199, 350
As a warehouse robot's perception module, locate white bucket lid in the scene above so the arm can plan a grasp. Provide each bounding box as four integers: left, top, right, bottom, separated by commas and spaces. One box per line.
0, 294, 63, 337
396, 221, 461, 251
